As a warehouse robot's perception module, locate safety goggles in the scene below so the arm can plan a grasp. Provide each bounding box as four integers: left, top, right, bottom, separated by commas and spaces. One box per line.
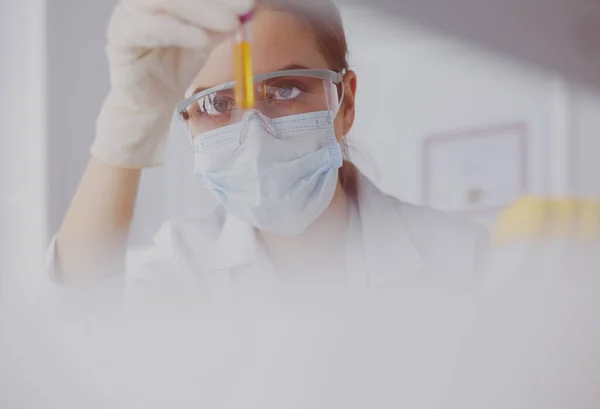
176, 69, 345, 138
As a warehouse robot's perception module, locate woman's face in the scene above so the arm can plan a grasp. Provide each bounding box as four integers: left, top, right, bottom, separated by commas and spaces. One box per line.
188, 8, 356, 141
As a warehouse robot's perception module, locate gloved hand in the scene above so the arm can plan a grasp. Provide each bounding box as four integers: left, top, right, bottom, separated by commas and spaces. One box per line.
92, 0, 254, 168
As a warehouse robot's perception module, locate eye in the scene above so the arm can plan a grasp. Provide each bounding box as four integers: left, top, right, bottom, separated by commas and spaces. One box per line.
273, 86, 302, 100
196, 93, 234, 116
211, 96, 232, 114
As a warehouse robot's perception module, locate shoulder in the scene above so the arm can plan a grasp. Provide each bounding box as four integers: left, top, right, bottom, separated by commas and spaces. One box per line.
394, 200, 488, 241
392, 199, 491, 272
355, 173, 490, 275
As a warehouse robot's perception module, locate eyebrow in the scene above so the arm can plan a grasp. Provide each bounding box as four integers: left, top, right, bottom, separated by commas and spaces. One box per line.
189, 64, 311, 96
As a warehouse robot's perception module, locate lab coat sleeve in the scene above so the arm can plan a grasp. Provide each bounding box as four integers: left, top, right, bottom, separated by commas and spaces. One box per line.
37, 223, 178, 317
37, 235, 127, 318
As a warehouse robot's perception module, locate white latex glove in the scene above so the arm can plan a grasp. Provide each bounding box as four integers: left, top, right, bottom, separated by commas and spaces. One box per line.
92, 0, 254, 168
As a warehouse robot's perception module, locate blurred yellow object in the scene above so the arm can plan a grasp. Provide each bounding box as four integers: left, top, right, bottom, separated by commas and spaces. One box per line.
494, 197, 600, 243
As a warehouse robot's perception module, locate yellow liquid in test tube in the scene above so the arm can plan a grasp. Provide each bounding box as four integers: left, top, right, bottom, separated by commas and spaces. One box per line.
234, 14, 255, 109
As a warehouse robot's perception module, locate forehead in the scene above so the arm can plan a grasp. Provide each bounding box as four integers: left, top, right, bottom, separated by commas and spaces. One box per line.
190, 9, 330, 92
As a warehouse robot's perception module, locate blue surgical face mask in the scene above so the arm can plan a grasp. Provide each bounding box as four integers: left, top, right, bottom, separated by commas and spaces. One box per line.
193, 110, 343, 236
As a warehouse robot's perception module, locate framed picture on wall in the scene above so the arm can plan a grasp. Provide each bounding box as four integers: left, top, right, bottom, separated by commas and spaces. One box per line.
421, 122, 529, 214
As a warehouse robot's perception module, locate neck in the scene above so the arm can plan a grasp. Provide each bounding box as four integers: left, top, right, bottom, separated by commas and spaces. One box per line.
261, 181, 351, 273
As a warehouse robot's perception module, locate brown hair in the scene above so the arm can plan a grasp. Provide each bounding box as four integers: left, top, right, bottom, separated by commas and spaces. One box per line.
259, 0, 349, 73
260, 0, 359, 197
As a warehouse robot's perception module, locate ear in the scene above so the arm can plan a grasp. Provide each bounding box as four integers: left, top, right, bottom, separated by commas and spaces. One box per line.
341, 70, 357, 136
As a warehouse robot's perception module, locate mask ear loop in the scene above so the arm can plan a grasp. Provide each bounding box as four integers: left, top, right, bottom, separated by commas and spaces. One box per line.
186, 126, 198, 152
333, 75, 349, 161
324, 78, 345, 123
337, 80, 346, 116
338, 82, 350, 161
341, 134, 350, 161
179, 105, 203, 155
324, 77, 345, 121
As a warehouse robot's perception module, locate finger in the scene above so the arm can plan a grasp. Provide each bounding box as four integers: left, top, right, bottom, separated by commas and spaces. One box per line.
134, 0, 253, 33
215, 0, 255, 15
133, 0, 255, 17
166, 0, 239, 33
109, 3, 211, 49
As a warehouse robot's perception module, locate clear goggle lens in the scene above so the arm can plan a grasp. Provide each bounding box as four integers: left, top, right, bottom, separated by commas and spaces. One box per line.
178, 70, 344, 139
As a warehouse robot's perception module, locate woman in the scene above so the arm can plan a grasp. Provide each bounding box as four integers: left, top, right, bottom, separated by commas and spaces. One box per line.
48, 0, 489, 301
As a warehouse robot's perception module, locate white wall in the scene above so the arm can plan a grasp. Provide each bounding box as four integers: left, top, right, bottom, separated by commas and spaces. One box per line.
343, 7, 554, 201
342, 6, 600, 224
45, 0, 170, 245
0, 0, 47, 306
46, 0, 118, 238
572, 85, 600, 198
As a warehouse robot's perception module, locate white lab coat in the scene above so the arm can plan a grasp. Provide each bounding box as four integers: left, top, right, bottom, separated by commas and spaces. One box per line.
42, 173, 490, 307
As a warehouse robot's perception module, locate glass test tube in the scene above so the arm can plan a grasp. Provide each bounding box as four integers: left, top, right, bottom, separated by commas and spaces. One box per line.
234, 12, 255, 110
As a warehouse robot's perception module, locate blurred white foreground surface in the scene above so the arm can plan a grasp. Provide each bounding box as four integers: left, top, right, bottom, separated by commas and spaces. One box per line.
3, 256, 600, 409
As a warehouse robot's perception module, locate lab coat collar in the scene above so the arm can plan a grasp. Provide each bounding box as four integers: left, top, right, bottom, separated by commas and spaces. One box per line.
355, 174, 426, 284
203, 213, 260, 271
204, 173, 426, 281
